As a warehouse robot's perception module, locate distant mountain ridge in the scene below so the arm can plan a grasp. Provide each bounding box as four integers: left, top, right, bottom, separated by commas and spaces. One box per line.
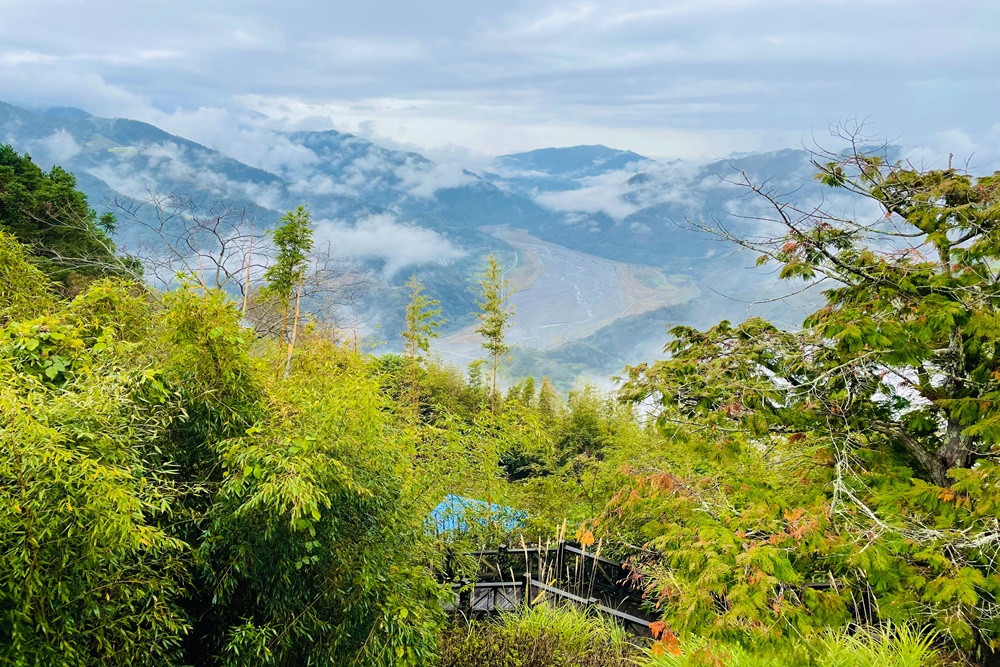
0, 99, 833, 382
495, 144, 654, 177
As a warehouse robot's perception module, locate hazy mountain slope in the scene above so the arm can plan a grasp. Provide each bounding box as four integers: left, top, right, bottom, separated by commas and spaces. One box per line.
484, 145, 657, 193
0, 100, 829, 384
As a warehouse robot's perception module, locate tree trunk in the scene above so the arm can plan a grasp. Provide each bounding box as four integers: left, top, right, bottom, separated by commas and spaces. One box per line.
283, 281, 303, 378
275, 303, 289, 381
241, 221, 255, 315
491, 354, 499, 416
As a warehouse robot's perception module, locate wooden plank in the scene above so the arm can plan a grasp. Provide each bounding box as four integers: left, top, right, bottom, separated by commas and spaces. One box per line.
562, 544, 625, 568
593, 603, 651, 628
528, 579, 592, 605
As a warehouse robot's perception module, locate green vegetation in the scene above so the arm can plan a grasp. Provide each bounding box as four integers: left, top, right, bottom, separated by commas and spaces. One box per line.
2, 143, 998, 665
476, 253, 514, 415
440, 605, 637, 667
0, 144, 134, 289
646, 623, 941, 667
261, 204, 314, 377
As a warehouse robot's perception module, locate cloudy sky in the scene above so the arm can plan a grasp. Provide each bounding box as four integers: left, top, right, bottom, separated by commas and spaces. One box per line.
1, 0, 998, 162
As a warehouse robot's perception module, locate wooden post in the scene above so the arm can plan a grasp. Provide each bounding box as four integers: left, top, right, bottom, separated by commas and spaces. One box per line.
556, 540, 565, 587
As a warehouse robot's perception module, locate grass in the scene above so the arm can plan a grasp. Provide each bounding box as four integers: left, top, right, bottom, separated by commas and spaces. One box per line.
646, 623, 942, 667
439, 603, 642, 667
439, 604, 946, 667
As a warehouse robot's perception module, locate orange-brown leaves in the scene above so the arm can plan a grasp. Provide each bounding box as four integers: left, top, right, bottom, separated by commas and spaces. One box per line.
649, 625, 682, 656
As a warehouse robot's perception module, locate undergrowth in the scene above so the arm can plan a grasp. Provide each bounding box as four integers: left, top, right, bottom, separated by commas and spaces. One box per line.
439, 604, 642, 667
646, 623, 942, 667
439, 604, 947, 667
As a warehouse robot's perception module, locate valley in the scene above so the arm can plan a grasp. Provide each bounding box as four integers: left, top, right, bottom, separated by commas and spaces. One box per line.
434, 226, 697, 365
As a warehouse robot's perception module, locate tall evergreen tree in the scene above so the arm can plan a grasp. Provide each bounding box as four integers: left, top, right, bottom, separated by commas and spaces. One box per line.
475, 254, 514, 415
401, 275, 443, 414
261, 205, 313, 377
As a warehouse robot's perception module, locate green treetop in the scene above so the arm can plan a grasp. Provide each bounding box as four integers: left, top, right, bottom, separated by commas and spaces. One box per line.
261, 205, 314, 377
261, 205, 314, 307
402, 275, 443, 413
475, 253, 514, 415
0, 145, 129, 287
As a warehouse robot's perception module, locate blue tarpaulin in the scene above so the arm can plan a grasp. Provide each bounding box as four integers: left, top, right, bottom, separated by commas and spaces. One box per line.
428, 494, 528, 534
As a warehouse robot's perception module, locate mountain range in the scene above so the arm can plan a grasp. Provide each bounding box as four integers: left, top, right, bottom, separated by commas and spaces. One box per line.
0, 100, 834, 385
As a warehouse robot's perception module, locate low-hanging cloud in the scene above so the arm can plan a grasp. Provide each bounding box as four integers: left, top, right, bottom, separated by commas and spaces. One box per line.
38, 129, 82, 163
533, 170, 643, 220
314, 214, 466, 276
151, 107, 322, 178
395, 159, 476, 198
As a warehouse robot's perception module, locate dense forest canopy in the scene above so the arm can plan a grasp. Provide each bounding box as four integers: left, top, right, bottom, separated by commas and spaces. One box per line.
0, 145, 136, 289
1, 141, 1000, 666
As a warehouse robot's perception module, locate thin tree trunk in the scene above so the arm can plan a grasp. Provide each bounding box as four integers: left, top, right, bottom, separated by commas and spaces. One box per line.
242, 220, 255, 315
275, 304, 289, 381
284, 280, 304, 378
196, 252, 207, 291
491, 354, 499, 415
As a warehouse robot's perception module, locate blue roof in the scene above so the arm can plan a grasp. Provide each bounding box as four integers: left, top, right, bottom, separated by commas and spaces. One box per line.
428, 494, 528, 533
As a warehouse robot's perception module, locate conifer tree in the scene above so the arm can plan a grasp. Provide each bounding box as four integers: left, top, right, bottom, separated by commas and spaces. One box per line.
538, 377, 558, 420
475, 253, 514, 415
261, 205, 313, 378
401, 275, 443, 414
521, 376, 536, 407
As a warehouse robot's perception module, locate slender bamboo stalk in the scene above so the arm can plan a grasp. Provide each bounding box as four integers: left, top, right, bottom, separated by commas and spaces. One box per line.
284, 280, 303, 378
275, 303, 289, 381
242, 219, 256, 315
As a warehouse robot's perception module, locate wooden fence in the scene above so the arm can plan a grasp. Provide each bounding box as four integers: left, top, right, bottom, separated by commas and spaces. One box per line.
441, 540, 654, 635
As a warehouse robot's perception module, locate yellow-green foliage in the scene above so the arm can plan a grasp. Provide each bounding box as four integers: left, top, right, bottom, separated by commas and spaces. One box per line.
0, 285, 187, 666
440, 604, 639, 667
0, 230, 52, 325
0, 269, 450, 666
4, 151, 999, 666
646, 624, 940, 667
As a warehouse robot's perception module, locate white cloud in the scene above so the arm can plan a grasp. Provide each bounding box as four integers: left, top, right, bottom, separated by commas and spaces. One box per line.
83, 140, 281, 203
237, 94, 772, 161
0, 49, 58, 66
149, 107, 321, 177
311, 37, 424, 63
534, 170, 641, 219
395, 159, 476, 198
38, 129, 81, 162
315, 214, 466, 276
905, 124, 1000, 174
0, 0, 996, 164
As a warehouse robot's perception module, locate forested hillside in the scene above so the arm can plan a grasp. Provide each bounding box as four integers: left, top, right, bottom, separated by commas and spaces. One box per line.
2, 141, 1000, 667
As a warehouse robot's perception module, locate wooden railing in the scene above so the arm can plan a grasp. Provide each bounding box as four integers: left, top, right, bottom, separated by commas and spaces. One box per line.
441, 540, 654, 635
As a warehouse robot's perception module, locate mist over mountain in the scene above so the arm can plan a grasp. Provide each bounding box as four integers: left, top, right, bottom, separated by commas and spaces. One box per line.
1, 99, 839, 386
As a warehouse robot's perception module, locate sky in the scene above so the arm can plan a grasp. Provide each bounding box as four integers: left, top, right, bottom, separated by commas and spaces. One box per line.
1, 0, 998, 164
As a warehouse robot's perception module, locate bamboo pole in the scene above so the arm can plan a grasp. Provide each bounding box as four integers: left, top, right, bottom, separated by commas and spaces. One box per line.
241, 219, 256, 315
284, 279, 303, 378
275, 303, 289, 381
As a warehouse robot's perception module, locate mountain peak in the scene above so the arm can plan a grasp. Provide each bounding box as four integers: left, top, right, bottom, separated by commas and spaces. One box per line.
494, 144, 654, 180
38, 106, 93, 119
